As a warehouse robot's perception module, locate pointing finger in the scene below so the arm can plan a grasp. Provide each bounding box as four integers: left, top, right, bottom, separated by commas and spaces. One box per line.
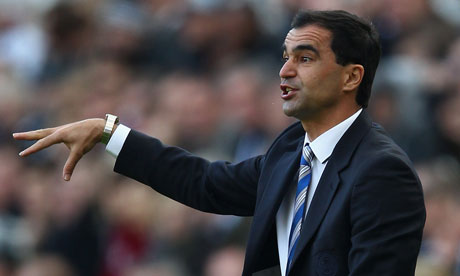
13, 128, 57, 141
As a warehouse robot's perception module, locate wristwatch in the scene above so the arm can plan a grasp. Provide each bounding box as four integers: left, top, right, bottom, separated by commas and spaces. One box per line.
101, 114, 119, 145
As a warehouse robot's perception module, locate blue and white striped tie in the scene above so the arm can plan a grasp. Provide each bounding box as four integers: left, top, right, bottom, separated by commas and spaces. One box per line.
286, 143, 314, 274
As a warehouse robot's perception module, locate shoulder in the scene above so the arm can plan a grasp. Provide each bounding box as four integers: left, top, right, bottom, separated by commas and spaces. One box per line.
362, 123, 413, 164
351, 122, 420, 184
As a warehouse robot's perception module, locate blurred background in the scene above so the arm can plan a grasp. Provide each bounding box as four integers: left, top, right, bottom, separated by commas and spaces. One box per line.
1, 0, 460, 275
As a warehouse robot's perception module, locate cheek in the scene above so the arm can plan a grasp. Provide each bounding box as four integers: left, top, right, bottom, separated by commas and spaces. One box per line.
299, 71, 332, 94
317, 68, 344, 90
298, 68, 321, 89
298, 62, 344, 92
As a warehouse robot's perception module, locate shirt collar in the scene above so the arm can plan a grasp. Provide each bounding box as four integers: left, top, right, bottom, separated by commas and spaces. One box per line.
304, 109, 362, 164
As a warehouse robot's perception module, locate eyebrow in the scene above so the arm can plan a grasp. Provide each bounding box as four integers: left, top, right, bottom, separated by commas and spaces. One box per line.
282, 44, 320, 57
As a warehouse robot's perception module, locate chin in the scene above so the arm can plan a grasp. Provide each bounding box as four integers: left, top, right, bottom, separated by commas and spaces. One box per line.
283, 102, 299, 117
283, 105, 313, 121
282, 108, 298, 119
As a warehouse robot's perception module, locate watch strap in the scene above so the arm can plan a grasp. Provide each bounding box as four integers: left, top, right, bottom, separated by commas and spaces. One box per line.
101, 114, 119, 145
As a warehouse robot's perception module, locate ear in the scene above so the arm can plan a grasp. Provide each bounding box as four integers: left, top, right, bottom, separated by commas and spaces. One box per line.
343, 64, 364, 92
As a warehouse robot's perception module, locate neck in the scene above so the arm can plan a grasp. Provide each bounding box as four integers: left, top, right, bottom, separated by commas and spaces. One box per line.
301, 105, 361, 141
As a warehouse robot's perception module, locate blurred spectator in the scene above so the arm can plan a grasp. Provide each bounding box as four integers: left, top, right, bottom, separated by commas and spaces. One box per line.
99, 180, 157, 276
0, 252, 15, 276
39, 2, 95, 83
216, 63, 277, 161
204, 246, 245, 276
436, 89, 460, 162
15, 254, 75, 276
121, 260, 187, 276
37, 161, 103, 276
416, 157, 460, 275
0, 1, 47, 82
0, 146, 31, 264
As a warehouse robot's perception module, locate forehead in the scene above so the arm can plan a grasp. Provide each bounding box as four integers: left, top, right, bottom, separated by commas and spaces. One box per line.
283, 25, 332, 51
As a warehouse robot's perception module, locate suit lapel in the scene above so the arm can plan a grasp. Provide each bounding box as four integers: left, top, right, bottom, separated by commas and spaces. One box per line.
290, 111, 373, 267
251, 138, 303, 243
244, 124, 305, 273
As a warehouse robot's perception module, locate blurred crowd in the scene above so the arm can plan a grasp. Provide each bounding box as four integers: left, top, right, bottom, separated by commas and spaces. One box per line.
0, 0, 460, 275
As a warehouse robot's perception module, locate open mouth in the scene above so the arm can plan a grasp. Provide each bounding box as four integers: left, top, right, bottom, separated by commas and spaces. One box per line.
280, 85, 297, 99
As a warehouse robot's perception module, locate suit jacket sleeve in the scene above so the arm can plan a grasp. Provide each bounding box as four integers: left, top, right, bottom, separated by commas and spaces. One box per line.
348, 153, 425, 275
113, 130, 262, 216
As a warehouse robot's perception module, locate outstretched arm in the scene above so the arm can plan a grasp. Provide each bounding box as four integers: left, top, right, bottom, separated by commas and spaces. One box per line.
13, 118, 109, 181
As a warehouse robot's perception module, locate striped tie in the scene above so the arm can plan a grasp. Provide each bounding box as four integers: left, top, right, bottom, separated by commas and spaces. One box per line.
286, 143, 314, 274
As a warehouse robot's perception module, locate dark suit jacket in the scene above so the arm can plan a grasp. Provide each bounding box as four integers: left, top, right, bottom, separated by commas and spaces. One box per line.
114, 111, 426, 276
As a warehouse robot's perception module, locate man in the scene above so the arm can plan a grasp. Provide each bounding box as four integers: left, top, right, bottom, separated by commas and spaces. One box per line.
14, 10, 425, 276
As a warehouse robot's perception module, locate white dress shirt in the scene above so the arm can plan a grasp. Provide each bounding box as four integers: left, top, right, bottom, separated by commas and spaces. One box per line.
106, 109, 362, 275
106, 124, 131, 158
276, 109, 362, 275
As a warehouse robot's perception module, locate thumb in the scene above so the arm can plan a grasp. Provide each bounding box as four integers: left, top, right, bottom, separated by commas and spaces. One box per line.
63, 150, 83, 181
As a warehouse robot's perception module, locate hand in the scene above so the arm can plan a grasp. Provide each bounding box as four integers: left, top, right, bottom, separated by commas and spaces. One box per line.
13, 119, 106, 181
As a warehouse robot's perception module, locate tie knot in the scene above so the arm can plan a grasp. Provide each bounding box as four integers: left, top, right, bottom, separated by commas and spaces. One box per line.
303, 143, 314, 165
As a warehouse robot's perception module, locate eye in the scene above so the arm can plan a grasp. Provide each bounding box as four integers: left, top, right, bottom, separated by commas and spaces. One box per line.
301, 56, 312, 63
282, 55, 289, 62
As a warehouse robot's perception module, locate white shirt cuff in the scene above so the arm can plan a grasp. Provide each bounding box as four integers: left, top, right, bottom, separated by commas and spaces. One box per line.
105, 124, 131, 158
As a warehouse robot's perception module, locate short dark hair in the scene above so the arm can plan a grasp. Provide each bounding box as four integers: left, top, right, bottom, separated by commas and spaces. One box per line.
291, 10, 381, 108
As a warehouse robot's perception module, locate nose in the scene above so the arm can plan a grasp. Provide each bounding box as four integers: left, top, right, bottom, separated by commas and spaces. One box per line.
279, 59, 296, 79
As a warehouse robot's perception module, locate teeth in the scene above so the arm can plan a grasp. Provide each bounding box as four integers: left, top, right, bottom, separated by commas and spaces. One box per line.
286, 88, 292, 92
